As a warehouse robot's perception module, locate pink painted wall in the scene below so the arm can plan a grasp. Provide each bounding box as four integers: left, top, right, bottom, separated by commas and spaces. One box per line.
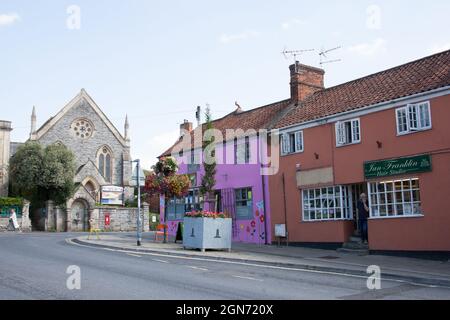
160, 134, 271, 244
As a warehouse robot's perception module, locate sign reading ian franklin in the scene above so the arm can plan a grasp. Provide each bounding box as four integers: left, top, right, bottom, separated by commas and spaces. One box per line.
364, 155, 432, 179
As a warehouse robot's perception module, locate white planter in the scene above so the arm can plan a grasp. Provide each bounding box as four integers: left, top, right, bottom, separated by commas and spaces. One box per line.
183, 217, 232, 252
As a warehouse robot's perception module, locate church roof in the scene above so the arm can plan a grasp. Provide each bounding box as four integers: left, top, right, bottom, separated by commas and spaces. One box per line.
34, 89, 128, 147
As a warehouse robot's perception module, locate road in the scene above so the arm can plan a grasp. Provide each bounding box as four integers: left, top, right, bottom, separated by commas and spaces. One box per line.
0, 232, 449, 300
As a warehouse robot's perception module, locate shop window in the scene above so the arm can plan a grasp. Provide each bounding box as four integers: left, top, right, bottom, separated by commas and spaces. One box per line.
302, 186, 352, 221
235, 187, 253, 220
167, 189, 204, 221
281, 130, 304, 155
368, 178, 422, 218
335, 118, 361, 146
396, 102, 431, 135
166, 198, 186, 221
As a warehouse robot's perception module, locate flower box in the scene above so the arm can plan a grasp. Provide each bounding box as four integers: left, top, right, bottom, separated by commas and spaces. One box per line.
183, 216, 232, 252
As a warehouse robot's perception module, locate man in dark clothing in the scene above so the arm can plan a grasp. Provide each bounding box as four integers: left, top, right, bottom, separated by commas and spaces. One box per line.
357, 193, 370, 244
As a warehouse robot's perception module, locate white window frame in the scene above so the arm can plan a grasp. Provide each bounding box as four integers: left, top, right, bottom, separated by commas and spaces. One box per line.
396, 101, 432, 135
335, 118, 361, 147
367, 178, 423, 219
281, 130, 304, 156
302, 185, 353, 222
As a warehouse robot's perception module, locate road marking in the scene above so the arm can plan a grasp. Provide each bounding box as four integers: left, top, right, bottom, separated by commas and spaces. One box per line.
188, 266, 209, 271
232, 275, 263, 282
126, 253, 142, 258
153, 259, 169, 264
66, 239, 450, 289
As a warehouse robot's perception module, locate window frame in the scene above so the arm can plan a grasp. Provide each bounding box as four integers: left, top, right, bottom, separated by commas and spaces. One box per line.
280, 130, 304, 156
235, 187, 253, 220
335, 118, 361, 147
301, 185, 353, 222
396, 101, 432, 136
367, 178, 423, 219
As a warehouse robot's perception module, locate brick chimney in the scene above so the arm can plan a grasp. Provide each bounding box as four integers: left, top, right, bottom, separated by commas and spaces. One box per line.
180, 119, 193, 137
290, 61, 325, 102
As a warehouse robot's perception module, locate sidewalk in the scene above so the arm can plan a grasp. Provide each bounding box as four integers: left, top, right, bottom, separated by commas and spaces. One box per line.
69, 232, 450, 287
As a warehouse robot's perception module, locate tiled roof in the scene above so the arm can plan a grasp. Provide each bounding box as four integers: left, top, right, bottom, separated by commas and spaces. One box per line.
274, 50, 450, 129
160, 99, 291, 157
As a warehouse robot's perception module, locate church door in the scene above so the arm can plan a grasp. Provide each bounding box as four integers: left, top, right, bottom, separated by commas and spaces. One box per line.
71, 200, 89, 232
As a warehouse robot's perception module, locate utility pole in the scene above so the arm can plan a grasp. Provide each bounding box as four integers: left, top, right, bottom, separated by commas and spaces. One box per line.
133, 159, 142, 246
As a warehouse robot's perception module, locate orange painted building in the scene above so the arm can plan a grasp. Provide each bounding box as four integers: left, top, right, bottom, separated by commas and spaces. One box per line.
269, 50, 450, 254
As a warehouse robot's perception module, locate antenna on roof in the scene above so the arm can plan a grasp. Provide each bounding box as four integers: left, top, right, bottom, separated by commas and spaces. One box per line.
195, 106, 201, 126
319, 46, 342, 67
282, 46, 315, 63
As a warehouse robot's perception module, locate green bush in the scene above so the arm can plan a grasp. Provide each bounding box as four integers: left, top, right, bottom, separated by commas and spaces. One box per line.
0, 197, 24, 207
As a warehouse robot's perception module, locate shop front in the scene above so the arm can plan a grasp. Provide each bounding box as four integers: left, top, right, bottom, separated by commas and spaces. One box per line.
363, 153, 450, 253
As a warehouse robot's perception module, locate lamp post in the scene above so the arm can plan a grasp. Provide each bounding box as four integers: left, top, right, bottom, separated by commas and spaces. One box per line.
132, 159, 142, 246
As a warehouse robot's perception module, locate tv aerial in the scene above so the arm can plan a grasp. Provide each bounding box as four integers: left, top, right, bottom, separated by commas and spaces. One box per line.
282, 47, 315, 62
319, 46, 342, 67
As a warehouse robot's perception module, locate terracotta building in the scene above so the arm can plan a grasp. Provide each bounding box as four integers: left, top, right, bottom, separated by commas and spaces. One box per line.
269, 50, 450, 255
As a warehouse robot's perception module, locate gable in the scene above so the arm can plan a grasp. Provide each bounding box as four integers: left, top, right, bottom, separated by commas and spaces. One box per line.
75, 160, 107, 186
34, 89, 127, 146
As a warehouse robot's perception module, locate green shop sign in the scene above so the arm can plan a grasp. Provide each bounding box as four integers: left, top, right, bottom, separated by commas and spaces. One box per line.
364, 155, 432, 179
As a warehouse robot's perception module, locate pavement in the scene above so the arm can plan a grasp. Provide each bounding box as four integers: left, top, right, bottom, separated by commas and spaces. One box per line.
71, 232, 450, 288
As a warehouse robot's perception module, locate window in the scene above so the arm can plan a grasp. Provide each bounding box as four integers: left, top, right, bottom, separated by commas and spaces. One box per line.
235, 137, 251, 164
235, 187, 253, 220
281, 130, 303, 155
396, 102, 431, 135
98, 146, 113, 183
368, 178, 422, 218
302, 186, 352, 221
167, 188, 204, 221
184, 188, 203, 213
167, 197, 186, 221
71, 118, 94, 139
336, 119, 361, 146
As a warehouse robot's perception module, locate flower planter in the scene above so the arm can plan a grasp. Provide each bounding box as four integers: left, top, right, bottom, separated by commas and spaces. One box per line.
183, 217, 232, 252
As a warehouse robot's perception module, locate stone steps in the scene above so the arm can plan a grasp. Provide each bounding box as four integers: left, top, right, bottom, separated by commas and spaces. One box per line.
338, 234, 369, 255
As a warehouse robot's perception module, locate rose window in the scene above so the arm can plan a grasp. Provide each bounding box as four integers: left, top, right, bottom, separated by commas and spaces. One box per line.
71, 119, 94, 139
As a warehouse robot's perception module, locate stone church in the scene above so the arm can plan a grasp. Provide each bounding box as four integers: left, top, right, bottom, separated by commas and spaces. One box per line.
1, 89, 145, 232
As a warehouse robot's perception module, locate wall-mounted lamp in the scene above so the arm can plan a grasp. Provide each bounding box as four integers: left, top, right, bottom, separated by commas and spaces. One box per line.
314, 153, 320, 160
376, 141, 383, 149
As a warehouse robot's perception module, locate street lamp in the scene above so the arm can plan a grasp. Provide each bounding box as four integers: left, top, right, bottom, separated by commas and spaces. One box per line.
132, 159, 142, 246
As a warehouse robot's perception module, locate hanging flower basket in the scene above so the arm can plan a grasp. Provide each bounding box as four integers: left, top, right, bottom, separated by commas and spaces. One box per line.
183, 211, 232, 252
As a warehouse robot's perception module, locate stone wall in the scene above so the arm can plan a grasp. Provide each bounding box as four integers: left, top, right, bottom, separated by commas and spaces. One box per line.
97, 203, 149, 232
0, 201, 32, 232
43, 201, 149, 232
37, 99, 130, 187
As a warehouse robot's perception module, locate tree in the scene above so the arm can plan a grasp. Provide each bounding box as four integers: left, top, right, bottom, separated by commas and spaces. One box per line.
200, 106, 217, 210
144, 157, 190, 242
9, 142, 76, 207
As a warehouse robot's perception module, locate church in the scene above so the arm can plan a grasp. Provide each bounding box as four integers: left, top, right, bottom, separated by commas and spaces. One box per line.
1, 89, 142, 232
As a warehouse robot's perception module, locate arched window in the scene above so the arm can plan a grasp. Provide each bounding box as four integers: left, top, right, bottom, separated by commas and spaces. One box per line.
97, 146, 113, 183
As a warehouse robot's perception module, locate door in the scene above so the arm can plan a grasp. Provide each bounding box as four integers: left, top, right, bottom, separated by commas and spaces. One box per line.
350, 183, 367, 233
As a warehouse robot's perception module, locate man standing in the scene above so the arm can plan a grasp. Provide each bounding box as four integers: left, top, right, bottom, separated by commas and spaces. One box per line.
357, 193, 370, 244
9, 208, 21, 232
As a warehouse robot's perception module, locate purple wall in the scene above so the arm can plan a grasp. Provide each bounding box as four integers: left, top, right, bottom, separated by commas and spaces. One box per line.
160, 135, 272, 244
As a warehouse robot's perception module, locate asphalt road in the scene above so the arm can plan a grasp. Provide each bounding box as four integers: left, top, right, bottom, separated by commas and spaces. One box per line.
0, 232, 449, 300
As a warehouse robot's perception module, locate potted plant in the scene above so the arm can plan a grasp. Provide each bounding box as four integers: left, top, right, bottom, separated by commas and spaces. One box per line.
183, 211, 232, 252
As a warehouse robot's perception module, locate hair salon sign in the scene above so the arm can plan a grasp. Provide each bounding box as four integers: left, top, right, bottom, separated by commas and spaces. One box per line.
364, 155, 432, 179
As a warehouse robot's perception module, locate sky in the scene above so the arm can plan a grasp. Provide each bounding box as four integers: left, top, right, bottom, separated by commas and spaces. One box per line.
1, 0, 449, 169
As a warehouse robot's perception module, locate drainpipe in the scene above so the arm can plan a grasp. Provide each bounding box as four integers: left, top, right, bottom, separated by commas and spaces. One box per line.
258, 133, 270, 245
282, 173, 289, 246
